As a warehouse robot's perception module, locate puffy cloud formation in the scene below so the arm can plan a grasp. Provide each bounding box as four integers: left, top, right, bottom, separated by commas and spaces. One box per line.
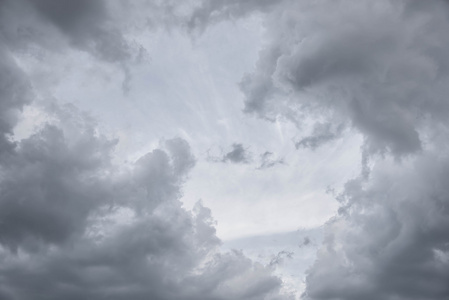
4, 0, 449, 299
236, 0, 449, 158
0, 107, 287, 299
0, 1, 292, 299
304, 153, 449, 300
189, 0, 449, 299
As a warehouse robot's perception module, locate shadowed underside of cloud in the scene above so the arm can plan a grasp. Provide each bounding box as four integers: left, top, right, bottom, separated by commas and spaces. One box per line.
304, 154, 449, 300
0, 107, 288, 300
235, 0, 449, 158
0, 122, 287, 299
189, 0, 449, 299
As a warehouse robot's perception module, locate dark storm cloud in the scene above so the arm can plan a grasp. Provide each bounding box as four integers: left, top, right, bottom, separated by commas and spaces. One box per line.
0, 46, 32, 157
0, 2, 292, 299
186, 0, 449, 299
0, 0, 131, 62
235, 0, 449, 157
303, 154, 449, 300
0, 104, 289, 300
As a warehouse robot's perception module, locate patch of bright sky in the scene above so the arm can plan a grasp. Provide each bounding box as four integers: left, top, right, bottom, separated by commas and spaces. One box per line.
14, 14, 362, 242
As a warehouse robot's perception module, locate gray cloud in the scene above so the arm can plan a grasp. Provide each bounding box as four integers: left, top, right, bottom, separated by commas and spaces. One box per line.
295, 123, 344, 150
208, 145, 284, 169
186, 0, 449, 299
303, 154, 449, 300
223, 143, 252, 164
0, 2, 293, 298
258, 151, 284, 170
235, 0, 449, 158
0, 103, 290, 300
0, 0, 131, 62
298, 237, 310, 248
206, 143, 253, 164
5, 0, 449, 299
188, 0, 283, 31
269, 250, 294, 267
0, 46, 31, 157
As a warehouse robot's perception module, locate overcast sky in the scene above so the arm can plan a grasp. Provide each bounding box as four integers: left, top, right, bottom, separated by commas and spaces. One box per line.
1, 0, 449, 299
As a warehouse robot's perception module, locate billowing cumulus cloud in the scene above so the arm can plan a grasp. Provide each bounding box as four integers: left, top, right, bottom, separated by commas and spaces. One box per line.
235, 0, 449, 158
0, 1, 293, 299
0, 46, 31, 157
187, 0, 449, 299
4, 0, 449, 299
0, 110, 287, 299
0, 101, 289, 300
303, 153, 449, 300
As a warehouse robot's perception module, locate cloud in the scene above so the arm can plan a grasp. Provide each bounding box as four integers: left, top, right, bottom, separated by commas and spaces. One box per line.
0, 2, 293, 299
206, 143, 253, 164
0, 103, 291, 300
207, 145, 284, 169
186, 0, 449, 299
223, 143, 252, 164
295, 123, 344, 150
5, 0, 449, 299
303, 153, 449, 300
257, 151, 284, 170
269, 250, 294, 267
298, 237, 311, 248
0, 45, 32, 157
235, 0, 449, 158
0, 0, 131, 62
187, 0, 283, 31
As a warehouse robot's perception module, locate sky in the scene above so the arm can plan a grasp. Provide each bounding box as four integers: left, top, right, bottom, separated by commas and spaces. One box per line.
1, 0, 449, 299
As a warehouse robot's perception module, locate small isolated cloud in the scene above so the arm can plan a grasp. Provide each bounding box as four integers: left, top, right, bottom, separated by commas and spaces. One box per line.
207, 145, 284, 170
257, 151, 284, 170
298, 237, 311, 248
207, 143, 253, 164
223, 143, 252, 164
295, 123, 344, 150
269, 250, 294, 267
